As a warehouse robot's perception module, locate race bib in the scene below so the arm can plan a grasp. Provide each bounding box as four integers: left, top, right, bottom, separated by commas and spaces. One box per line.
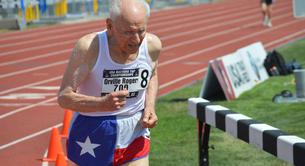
101, 68, 150, 98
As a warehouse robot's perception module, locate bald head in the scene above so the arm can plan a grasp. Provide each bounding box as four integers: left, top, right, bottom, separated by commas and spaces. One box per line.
109, 0, 150, 21
106, 0, 150, 55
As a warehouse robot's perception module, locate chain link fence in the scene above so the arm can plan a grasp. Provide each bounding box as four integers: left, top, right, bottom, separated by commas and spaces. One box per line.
0, 0, 212, 30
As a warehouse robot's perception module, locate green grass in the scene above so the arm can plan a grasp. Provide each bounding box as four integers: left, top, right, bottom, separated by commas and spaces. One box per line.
150, 38, 305, 166
0, 28, 11, 33
277, 37, 305, 63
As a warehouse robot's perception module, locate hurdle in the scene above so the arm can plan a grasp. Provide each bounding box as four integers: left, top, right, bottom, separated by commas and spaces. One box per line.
188, 98, 305, 166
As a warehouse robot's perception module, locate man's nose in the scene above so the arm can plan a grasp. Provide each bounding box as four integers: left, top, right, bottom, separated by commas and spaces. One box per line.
131, 33, 141, 43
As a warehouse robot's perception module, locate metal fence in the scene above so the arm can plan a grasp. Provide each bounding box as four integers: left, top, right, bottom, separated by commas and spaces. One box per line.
0, 0, 211, 30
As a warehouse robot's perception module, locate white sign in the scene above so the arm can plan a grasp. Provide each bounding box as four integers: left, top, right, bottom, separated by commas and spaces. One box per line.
219, 52, 254, 98
237, 42, 269, 84
101, 68, 150, 98
200, 42, 269, 100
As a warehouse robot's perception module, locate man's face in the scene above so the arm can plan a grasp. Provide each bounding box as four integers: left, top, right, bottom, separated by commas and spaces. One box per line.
112, 16, 147, 54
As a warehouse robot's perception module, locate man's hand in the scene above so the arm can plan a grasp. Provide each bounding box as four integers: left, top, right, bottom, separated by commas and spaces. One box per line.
104, 89, 129, 111
142, 107, 158, 128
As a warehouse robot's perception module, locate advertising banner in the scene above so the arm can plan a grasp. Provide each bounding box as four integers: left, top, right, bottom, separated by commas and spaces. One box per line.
237, 42, 269, 84
200, 42, 269, 100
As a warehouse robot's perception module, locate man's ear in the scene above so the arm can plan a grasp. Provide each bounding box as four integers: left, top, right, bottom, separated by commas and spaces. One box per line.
106, 18, 113, 31
106, 18, 114, 37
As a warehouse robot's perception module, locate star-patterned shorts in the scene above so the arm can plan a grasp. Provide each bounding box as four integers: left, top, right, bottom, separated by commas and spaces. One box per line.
67, 111, 150, 166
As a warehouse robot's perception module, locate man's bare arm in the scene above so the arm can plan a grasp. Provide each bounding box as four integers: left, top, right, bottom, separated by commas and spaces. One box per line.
142, 66, 159, 128
57, 34, 128, 113
142, 33, 162, 128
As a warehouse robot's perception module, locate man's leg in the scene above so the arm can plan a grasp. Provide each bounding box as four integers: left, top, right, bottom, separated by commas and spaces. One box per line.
261, 3, 267, 15
261, 2, 268, 25
122, 156, 149, 166
266, 4, 273, 27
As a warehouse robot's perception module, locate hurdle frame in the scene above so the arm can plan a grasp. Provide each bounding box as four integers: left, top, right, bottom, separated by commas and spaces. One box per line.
188, 98, 305, 166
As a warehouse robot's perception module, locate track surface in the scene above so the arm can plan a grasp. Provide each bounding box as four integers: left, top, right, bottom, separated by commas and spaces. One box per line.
0, 0, 305, 165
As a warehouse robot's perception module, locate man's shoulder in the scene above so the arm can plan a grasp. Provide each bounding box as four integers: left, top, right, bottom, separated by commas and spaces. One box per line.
73, 32, 99, 69
146, 33, 162, 61
77, 32, 99, 52
146, 33, 162, 49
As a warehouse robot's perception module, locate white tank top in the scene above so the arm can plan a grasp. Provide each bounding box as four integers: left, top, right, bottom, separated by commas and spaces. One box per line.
78, 30, 153, 116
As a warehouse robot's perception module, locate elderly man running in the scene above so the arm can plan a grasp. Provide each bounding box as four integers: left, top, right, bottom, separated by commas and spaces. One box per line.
57, 0, 162, 165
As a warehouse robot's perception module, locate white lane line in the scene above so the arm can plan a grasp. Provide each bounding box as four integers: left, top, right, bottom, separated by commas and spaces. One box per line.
41, 151, 49, 166
0, 9, 291, 79
154, 2, 289, 34
0, 123, 62, 150
265, 29, 305, 48
0, 93, 56, 100
29, 86, 59, 90
149, 4, 255, 29
0, 60, 67, 79
0, 3, 269, 57
0, 2, 237, 43
159, 19, 302, 67
149, 2, 245, 23
159, 67, 207, 89
0, 10, 245, 64
0, 76, 62, 95
0, 50, 70, 67
160, 6, 290, 40
0, 23, 100, 43
1, 19, 303, 120
0, 5, 252, 57
0, 21, 303, 150
162, 13, 290, 52
0, 13, 301, 96
0, 66, 207, 150
0, 97, 57, 119
0, 8, 213, 48
0, 103, 58, 107
0, 3, 288, 67
0, 19, 299, 147
0, 40, 74, 57
0, 29, 91, 48
1, 0, 294, 156
0, 66, 206, 120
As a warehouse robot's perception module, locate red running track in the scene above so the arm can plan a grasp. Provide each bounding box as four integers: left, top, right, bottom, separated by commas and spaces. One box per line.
0, 0, 305, 165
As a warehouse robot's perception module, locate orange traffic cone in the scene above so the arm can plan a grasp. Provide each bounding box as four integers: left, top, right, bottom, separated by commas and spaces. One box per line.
61, 109, 73, 138
55, 152, 68, 166
43, 127, 64, 162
